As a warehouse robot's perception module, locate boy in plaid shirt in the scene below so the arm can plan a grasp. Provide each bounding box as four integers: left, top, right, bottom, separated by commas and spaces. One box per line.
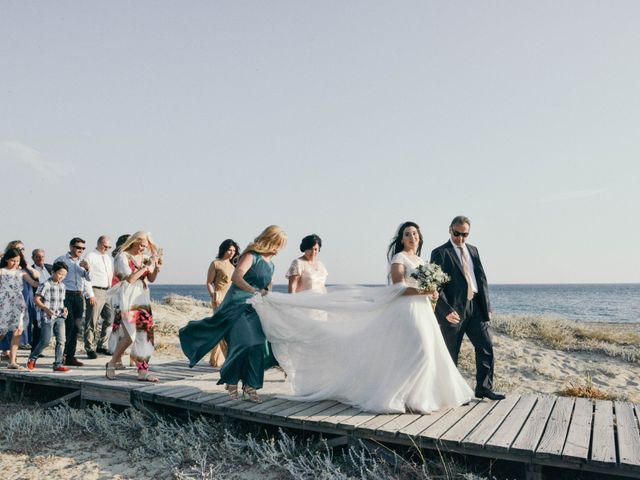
28, 262, 70, 372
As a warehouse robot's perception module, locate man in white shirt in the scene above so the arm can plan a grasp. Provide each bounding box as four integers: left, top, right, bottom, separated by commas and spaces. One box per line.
83, 235, 115, 358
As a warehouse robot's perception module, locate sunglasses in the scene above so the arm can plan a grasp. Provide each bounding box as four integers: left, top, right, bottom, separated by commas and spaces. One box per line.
451, 231, 469, 238
73, 245, 86, 250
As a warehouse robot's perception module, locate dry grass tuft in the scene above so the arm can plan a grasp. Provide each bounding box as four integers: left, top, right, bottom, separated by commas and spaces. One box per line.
154, 321, 179, 336
153, 341, 183, 357
158, 294, 209, 311
492, 314, 640, 363
557, 374, 619, 401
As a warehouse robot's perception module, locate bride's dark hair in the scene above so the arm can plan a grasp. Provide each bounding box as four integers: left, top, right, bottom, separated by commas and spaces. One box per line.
387, 221, 423, 262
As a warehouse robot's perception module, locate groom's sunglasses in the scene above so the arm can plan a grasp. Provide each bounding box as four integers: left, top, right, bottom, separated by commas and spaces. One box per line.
451, 231, 469, 238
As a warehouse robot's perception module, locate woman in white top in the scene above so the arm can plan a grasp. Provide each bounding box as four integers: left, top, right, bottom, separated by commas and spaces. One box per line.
251, 221, 473, 413
286, 234, 328, 294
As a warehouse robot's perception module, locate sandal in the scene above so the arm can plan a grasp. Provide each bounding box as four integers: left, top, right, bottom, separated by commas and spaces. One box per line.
105, 362, 116, 380
137, 369, 159, 382
7, 363, 25, 371
114, 361, 126, 370
242, 386, 262, 403
226, 384, 239, 400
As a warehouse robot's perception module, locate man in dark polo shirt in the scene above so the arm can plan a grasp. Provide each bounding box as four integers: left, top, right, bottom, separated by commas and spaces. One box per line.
55, 237, 91, 366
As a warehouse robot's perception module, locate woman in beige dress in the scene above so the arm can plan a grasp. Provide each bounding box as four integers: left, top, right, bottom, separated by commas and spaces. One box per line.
287, 234, 328, 294
206, 239, 240, 367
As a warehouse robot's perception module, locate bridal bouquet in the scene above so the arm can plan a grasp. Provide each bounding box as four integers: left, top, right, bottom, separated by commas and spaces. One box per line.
410, 263, 450, 293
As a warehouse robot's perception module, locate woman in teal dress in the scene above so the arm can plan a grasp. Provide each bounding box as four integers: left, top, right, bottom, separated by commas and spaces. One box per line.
179, 225, 287, 403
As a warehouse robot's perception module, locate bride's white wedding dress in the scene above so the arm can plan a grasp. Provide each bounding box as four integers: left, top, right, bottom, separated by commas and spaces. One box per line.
251, 252, 474, 413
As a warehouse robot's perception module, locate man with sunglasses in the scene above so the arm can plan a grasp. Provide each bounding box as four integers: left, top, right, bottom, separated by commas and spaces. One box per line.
430, 216, 504, 401
55, 238, 92, 367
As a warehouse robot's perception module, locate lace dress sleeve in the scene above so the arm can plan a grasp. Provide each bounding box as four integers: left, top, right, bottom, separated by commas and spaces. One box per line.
285, 259, 302, 279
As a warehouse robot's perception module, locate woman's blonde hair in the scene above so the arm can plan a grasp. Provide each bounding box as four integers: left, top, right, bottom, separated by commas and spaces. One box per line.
243, 225, 287, 255
118, 231, 158, 256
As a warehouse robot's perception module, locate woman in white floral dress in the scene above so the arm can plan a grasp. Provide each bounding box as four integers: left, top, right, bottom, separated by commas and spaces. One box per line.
0, 248, 39, 369
105, 232, 162, 382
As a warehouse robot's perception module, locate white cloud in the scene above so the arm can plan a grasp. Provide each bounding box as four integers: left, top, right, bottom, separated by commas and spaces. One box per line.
537, 188, 606, 203
0, 141, 71, 178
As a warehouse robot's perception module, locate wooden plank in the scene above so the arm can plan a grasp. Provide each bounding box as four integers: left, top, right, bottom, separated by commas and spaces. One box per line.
615, 401, 640, 468
245, 397, 290, 414
319, 407, 361, 428
223, 397, 282, 416
463, 394, 521, 449
253, 399, 303, 417
305, 403, 353, 424
288, 401, 339, 422
398, 408, 453, 438
157, 386, 204, 401
179, 390, 226, 406
200, 392, 243, 410
590, 400, 616, 466
485, 395, 537, 453
375, 414, 422, 438
562, 397, 593, 463
269, 401, 319, 419
439, 399, 499, 445
337, 411, 379, 430
510, 395, 556, 456
212, 396, 253, 411
358, 414, 401, 433
420, 400, 480, 442
81, 384, 132, 406
41, 390, 81, 408
536, 396, 575, 458
142, 385, 191, 400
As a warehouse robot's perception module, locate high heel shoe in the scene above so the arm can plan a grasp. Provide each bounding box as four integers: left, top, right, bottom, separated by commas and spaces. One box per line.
226, 384, 239, 400
242, 386, 262, 403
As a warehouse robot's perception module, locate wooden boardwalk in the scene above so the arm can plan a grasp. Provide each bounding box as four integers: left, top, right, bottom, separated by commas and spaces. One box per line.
2, 356, 640, 479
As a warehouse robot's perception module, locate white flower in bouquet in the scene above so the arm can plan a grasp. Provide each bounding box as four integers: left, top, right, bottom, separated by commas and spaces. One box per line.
410, 262, 451, 293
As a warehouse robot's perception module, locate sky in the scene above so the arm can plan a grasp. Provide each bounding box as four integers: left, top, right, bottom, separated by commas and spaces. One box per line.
2, 1, 639, 285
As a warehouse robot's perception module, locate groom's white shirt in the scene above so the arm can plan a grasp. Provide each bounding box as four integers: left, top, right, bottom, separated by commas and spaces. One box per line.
449, 239, 478, 293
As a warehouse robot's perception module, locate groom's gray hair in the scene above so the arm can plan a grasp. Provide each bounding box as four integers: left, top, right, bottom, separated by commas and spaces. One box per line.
450, 215, 471, 227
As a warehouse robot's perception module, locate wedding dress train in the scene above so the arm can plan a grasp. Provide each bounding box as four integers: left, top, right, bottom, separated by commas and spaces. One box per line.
251, 253, 474, 413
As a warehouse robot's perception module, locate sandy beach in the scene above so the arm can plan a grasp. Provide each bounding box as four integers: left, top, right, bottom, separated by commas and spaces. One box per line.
1, 294, 638, 479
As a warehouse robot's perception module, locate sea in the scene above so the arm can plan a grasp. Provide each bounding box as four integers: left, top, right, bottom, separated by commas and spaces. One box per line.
151, 283, 640, 324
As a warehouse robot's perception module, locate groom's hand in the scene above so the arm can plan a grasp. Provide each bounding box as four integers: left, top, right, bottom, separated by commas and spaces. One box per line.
446, 311, 460, 325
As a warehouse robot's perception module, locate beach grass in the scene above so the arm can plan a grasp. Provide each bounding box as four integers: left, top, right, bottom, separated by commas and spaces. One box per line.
0, 400, 491, 480
491, 314, 640, 363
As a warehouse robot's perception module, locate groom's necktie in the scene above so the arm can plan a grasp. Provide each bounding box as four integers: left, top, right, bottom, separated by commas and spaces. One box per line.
458, 247, 475, 301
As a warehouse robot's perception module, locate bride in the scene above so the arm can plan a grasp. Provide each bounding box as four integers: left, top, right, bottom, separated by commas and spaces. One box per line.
251, 221, 474, 413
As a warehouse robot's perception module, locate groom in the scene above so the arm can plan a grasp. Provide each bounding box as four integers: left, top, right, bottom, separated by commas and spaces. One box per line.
430, 215, 505, 400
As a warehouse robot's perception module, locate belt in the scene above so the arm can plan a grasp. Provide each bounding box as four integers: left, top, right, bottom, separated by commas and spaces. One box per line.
93, 286, 109, 290
66, 290, 83, 296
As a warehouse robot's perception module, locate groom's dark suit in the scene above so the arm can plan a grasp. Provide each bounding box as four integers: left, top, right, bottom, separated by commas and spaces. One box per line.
430, 240, 495, 394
